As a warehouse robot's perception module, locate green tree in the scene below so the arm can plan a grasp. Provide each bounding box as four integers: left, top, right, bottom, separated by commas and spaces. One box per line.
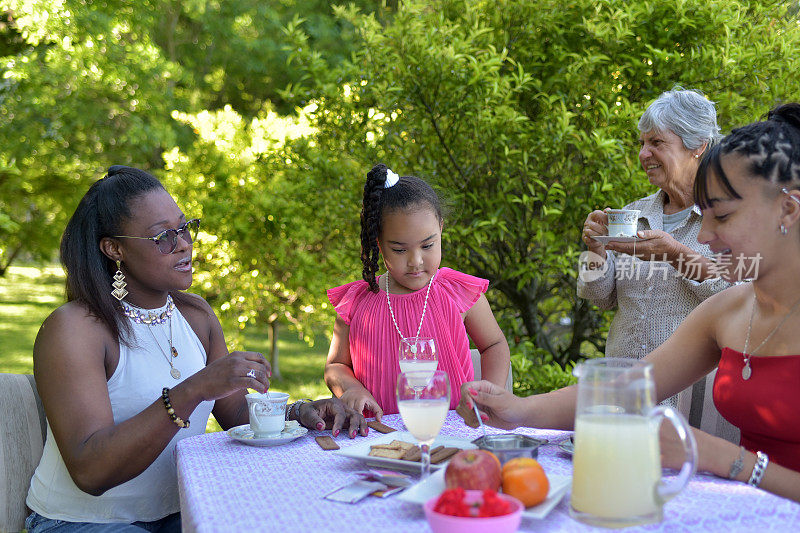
162, 104, 360, 370
281, 0, 800, 374
0, 0, 377, 273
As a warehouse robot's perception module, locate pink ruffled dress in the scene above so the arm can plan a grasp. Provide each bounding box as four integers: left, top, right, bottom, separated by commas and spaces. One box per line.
327, 267, 488, 415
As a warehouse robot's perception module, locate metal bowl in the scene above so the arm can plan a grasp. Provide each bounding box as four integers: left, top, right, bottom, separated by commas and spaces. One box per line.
471, 433, 547, 464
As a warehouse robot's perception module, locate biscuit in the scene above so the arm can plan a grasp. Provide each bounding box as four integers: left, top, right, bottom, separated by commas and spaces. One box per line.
430, 447, 460, 464
368, 447, 406, 459
401, 445, 422, 462
315, 436, 340, 450
388, 440, 415, 451
404, 445, 444, 462
367, 421, 397, 434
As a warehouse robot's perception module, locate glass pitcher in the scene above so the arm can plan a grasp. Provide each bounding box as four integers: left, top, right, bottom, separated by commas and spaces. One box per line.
569, 358, 697, 528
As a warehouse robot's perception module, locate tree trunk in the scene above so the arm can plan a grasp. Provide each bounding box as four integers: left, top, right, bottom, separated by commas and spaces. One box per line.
269, 320, 281, 379
0, 243, 23, 277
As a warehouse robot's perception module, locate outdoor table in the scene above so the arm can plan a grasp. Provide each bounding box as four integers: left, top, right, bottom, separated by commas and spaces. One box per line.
176, 411, 800, 532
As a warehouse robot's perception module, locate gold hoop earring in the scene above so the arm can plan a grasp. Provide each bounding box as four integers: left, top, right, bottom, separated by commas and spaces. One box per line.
112, 260, 128, 301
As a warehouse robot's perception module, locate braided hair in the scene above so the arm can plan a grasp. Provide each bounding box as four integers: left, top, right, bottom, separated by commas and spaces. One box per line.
695, 103, 800, 208
360, 163, 443, 292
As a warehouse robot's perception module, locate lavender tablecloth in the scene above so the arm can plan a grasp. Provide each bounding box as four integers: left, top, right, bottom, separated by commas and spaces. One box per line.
176, 412, 800, 532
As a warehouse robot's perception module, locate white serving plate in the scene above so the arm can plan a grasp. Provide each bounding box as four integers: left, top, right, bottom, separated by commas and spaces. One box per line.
332, 431, 477, 472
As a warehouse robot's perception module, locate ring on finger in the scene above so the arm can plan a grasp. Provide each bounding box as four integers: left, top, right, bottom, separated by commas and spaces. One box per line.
246, 369, 257, 379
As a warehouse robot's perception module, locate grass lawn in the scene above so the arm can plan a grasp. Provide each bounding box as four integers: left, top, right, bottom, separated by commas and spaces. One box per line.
0, 264, 332, 432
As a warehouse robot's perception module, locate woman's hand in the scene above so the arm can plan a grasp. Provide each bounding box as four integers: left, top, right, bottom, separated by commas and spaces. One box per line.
339, 387, 384, 422
582, 210, 609, 257
189, 350, 271, 402
297, 397, 369, 438
605, 230, 681, 262
455, 380, 526, 430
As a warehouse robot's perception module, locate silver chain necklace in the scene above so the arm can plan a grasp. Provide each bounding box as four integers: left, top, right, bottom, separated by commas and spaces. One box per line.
385, 270, 436, 348
741, 290, 800, 380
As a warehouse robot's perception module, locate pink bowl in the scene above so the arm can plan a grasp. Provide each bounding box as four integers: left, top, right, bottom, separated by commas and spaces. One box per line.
424, 490, 524, 533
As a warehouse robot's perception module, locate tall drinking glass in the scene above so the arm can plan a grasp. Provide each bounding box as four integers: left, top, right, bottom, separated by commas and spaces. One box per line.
397, 369, 450, 479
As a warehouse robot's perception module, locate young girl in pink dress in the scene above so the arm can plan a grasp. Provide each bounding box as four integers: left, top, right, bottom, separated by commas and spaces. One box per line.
325, 164, 511, 420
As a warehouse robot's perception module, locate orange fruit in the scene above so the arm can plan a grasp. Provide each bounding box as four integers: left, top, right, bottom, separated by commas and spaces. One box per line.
501, 457, 549, 507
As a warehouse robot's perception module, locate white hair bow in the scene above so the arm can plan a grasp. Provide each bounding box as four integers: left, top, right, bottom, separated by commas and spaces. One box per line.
384, 168, 400, 188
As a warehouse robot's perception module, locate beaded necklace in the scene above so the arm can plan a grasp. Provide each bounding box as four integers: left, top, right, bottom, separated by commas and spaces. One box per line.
121, 294, 175, 325
385, 270, 436, 348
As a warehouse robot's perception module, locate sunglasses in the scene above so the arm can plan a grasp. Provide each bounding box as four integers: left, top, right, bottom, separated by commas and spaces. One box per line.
114, 219, 201, 254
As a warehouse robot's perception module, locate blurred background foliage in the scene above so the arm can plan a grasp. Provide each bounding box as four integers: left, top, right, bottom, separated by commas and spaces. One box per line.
1, 0, 799, 393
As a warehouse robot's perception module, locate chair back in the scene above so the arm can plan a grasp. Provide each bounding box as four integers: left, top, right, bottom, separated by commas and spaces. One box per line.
0, 374, 46, 533
469, 349, 513, 392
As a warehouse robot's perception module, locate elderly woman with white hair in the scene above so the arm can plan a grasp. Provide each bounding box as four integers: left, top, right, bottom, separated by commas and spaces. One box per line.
578, 88, 737, 442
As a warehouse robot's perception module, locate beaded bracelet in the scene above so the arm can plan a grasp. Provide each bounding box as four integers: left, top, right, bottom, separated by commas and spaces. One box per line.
747, 451, 769, 487
286, 399, 313, 421
161, 387, 190, 429
728, 446, 746, 479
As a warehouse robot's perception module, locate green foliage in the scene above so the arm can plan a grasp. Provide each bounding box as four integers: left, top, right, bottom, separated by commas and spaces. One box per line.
0, 0, 376, 272
283, 0, 800, 374
3, 0, 800, 396
512, 356, 578, 398
162, 104, 358, 343
0, 265, 64, 373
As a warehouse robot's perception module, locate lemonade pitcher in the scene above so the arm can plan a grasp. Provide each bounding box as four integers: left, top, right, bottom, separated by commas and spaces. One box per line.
569, 358, 697, 528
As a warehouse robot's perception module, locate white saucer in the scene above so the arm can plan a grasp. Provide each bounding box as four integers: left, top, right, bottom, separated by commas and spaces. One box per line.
591, 235, 640, 244
227, 424, 308, 447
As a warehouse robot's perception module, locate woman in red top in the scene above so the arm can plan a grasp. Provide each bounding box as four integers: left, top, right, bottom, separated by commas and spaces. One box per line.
457, 103, 800, 503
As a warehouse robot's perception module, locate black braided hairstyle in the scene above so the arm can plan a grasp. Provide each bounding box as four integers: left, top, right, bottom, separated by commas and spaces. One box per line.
360, 163, 443, 292
695, 103, 800, 208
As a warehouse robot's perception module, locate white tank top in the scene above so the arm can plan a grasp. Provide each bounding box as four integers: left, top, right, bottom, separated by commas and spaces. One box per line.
26, 298, 214, 523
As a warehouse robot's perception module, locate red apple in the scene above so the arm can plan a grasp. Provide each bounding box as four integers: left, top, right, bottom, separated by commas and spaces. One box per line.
444, 449, 502, 491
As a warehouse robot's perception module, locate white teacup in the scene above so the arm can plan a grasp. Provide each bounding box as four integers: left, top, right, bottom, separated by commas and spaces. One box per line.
246, 391, 289, 437
606, 209, 640, 237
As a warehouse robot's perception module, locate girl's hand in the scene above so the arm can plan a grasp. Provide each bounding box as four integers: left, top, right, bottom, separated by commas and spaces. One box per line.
298, 397, 369, 438
190, 350, 271, 401
456, 380, 525, 430
339, 388, 384, 422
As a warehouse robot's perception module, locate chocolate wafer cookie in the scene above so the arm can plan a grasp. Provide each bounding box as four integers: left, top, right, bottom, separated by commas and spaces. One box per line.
430, 447, 460, 464
367, 421, 397, 434
315, 436, 340, 450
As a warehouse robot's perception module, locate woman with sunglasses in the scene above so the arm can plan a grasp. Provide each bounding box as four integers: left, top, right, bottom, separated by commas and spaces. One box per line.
24, 166, 367, 532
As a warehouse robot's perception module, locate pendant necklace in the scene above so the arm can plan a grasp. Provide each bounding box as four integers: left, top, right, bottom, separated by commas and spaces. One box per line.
121, 295, 180, 379
741, 290, 800, 380
146, 315, 181, 379
386, 270, 436, 351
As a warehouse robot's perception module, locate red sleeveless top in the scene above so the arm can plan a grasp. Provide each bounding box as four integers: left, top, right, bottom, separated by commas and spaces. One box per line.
714, 347, 800, 472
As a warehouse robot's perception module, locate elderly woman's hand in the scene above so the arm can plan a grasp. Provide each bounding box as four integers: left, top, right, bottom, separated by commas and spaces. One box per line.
297, 397, 368, 438
582, 210, 610, 257
605, 229, 681, 263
